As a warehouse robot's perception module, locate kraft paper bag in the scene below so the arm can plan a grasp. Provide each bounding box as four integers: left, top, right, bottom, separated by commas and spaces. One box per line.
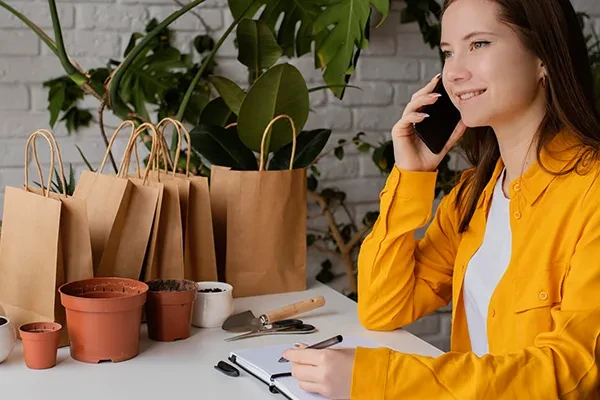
152, 118, 217, 282
105, 123, 163, 280
210, 165, 232, 283
139, 125, 184, 280
72, 121, 134, 274
211, 115, 307, 297
0, 131, 69, 346
28, 130, 94, 284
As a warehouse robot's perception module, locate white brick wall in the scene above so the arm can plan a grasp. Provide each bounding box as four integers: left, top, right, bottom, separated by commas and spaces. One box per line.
0, 0, 598, 352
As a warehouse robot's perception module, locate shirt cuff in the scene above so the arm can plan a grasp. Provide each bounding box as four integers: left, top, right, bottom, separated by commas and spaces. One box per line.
351, 347, 391, 399
387, 166, 438, 201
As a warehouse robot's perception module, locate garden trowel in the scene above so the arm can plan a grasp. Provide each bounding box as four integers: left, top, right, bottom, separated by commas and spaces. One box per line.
222, 296, 326, 332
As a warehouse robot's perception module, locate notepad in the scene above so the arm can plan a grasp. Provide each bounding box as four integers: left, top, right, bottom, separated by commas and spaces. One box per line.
228, 336, 384, 400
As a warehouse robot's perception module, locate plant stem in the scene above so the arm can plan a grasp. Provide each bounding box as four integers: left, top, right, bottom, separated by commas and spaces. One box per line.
311, 139, 356, 165
0, 1, 58, 56
48, 0, 88, 86
108, 0, 207, 117
98, 100, 118, 173
308, 190, 358, 292
173, 0, 258, 149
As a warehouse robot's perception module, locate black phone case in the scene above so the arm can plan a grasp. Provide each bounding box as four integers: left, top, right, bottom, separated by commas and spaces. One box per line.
413, 79, 461, 154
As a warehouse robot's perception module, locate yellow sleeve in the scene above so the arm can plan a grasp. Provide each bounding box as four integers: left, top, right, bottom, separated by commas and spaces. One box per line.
357, 166, 463, 330
352, 201, 600, 399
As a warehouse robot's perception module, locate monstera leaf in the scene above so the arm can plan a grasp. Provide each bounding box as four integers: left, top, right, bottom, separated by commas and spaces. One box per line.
229, 0, 328, 59
314, 0, 389, 97
228, 0, 388, 98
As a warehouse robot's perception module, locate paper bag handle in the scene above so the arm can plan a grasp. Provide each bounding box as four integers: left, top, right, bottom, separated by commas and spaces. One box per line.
117, 125, 143, 178
156, 117, 192, 177
24, 130, 67, 198
98, 120, 136, 174
259, 114, 297, 172
261, 296, 326, 325
120, 122, 161, 184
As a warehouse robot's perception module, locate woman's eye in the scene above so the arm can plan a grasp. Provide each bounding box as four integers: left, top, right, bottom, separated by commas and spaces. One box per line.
442, 50, 453, 59
471, 41, 490, 50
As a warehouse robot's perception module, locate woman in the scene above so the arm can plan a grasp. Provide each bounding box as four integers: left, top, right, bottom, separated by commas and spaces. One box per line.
283, 0, 600, 398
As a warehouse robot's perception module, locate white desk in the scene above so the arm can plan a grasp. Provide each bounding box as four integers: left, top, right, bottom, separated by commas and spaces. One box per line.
0, 281, 442, 399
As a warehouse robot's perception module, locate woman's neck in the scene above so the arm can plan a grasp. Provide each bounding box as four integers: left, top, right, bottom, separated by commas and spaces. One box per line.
492, 106, 545, 195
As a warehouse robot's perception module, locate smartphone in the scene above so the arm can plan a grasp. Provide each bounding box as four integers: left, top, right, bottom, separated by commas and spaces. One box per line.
413, 78, 461, 154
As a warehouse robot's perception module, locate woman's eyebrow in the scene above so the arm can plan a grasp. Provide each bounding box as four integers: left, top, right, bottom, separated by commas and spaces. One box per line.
440, 31, 498, 47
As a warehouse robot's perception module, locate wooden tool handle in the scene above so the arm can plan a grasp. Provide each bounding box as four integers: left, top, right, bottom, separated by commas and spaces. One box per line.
262, 296, 326, 324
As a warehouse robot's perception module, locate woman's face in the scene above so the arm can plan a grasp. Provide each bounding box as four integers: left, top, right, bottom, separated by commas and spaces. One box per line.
440, 0, 546, 128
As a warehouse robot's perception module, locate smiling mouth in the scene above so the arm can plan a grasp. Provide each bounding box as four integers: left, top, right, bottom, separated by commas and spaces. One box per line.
457, 89, 487, 102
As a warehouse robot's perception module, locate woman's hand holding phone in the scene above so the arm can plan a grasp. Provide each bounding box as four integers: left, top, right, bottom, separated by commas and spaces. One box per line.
392, 74, 467, 172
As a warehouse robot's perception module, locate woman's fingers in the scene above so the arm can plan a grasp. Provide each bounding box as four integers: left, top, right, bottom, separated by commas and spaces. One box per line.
410, 73, 442, 100
403, 92, 442, 117
392, 112, 430, 137
291, 363, 320, 383
297, 381, 325, 396
283, 349, 322, 365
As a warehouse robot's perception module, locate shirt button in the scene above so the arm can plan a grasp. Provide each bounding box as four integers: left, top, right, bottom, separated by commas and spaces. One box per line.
490, 309, 496, 317
513, 211, 522, 219
513, 182, 521, 191
539, 291, 548, 301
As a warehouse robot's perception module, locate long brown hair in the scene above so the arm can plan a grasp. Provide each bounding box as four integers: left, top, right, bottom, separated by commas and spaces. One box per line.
443, 0, 600, 233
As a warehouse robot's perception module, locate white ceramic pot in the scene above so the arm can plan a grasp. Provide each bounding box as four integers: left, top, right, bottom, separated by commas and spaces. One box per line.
192, 282, 234, 328
0, 315, 16, 363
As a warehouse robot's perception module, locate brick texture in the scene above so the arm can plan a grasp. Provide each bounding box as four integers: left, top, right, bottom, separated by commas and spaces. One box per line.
0, 0, 597, 352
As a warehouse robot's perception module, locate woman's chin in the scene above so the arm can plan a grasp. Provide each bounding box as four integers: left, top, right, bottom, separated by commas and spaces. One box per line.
460, 114, 490, 129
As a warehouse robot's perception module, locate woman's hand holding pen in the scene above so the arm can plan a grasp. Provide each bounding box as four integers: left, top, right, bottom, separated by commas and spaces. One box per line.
282, 343, 356, 400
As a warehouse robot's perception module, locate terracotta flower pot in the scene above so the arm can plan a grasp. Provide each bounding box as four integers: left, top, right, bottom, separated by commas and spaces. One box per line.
59, 277, 148, 363
19, 322, 61, 369
146, 280, 198, 342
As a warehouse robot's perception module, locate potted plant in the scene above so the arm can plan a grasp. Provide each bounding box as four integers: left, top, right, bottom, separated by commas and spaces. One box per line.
145, 279, 198, 342
18, 322, 62, 369
58, 277, 149, 363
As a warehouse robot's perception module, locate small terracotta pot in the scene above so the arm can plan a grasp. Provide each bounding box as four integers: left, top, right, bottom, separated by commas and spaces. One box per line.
19, 322, 61, 369
59, 277, 148, 363
146, 280, 198, 342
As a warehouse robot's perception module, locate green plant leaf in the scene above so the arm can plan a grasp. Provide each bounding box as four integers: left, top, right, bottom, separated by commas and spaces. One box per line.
48, 83, 65, 127
237, 18, 282, 75
199, 97, 237, 127
357, 143, 371, 153
228, 0, 264, 19
189, 124, 258, 170
334, 146, 344, 160
59, 107, 92, 134
230, 0, 329, 59
209, 76, 245, 115
313, 0, 389, 98
269, 129, 331, 170
194, 34, 215, 54
237, 63, 309, 154
76, 145, 95, 171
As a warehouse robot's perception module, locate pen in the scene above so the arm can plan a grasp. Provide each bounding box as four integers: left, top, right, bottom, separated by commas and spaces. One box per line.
278, 334, 343, 363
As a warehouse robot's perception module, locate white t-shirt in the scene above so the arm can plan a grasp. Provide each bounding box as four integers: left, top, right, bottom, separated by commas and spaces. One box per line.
463, 169, 511, 357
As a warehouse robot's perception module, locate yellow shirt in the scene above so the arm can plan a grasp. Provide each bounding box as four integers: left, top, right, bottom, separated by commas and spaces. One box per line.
352, 132, 600, 399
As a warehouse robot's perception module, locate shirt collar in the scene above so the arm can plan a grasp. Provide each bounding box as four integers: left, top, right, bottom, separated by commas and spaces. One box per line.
477, 130, 581, 209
